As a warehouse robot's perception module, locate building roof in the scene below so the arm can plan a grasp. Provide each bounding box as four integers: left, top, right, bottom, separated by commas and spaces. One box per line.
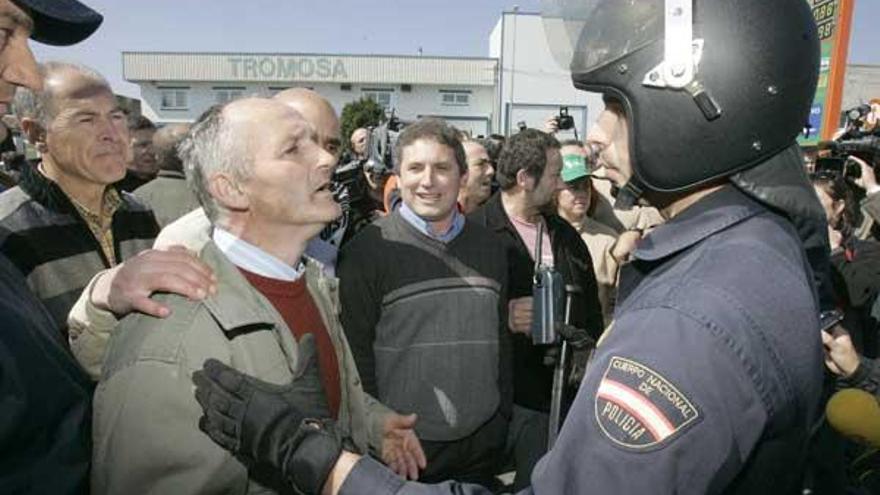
123, 51, 498, 86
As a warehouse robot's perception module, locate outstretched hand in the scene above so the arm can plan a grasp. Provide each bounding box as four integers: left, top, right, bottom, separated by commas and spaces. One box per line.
381, 412, 426, 480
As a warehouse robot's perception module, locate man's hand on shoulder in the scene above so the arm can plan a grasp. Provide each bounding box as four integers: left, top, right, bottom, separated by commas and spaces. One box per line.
90, 246, 217, 318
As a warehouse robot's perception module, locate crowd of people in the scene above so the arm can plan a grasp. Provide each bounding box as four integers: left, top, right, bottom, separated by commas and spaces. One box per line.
3, 0, 880, 494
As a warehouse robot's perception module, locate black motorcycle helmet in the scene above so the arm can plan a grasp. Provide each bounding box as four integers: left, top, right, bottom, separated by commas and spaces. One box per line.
542, 0, 820, 202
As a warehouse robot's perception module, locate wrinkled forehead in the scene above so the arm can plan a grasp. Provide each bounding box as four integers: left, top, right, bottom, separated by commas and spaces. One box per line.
46, 72, 114, 109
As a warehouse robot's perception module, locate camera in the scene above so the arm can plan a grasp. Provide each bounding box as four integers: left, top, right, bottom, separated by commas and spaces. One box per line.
554, 107, 575, 131
814, 156, 863, 180
817, 135, 880, 178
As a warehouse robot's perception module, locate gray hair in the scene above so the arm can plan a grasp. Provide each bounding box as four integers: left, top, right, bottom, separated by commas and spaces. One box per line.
13, 61, 110, 126
178, 103, 253, 223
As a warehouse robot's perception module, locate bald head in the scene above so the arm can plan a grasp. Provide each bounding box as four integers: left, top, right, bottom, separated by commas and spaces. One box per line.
153, 123, 190, 173
181, 97, 311, 221
224, 97, 308, 151
273, 87, 341, 161
14, 61, 111, 126
351, 127, 369, 158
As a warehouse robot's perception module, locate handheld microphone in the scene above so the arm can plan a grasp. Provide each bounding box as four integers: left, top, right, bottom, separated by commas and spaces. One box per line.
826, 388, 880, 447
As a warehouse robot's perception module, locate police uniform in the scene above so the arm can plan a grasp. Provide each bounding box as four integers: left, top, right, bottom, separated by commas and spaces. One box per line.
336, 187, 823, 494
192, 0, 831, 491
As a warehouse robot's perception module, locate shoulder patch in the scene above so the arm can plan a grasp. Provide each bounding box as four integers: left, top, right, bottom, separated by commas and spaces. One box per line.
594, 356, 700, 450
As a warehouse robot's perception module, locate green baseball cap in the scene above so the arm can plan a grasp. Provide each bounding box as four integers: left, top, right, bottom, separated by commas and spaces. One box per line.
561, 154, 591, 183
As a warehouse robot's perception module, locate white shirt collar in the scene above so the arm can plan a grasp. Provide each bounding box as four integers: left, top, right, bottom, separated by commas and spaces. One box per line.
212, 227, 304, 282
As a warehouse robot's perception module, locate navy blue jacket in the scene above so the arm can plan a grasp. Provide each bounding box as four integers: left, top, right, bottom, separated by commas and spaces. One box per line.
339, 186, 824, 494
0, 253, 93, 494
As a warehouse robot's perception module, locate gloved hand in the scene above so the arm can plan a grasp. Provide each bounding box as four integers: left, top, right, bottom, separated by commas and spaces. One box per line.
193, 334, 341, 494
558, 323, 596, 386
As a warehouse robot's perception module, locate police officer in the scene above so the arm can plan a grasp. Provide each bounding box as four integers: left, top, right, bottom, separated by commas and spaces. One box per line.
192, 0, 825, 493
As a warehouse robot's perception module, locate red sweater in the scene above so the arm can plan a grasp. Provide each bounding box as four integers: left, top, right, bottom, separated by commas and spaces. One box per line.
240, 269, 341, 418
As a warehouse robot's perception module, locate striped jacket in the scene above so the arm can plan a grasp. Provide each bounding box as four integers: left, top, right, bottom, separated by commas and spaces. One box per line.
0, 165, 158, 337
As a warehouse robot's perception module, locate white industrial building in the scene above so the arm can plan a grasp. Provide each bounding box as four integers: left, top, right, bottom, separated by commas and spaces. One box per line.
123, 11, 603, 138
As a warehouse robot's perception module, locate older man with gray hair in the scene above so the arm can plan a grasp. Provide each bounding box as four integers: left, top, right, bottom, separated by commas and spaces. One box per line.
91, 97, 423, 494
1, 61, 159, 333
132, 123, 198, 227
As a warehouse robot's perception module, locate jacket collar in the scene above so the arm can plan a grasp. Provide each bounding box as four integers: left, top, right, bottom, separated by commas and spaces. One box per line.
19, 162, 80, 215
198, 240, 329, 333
19, 162, 127, 216
199, 240, 284, 331
157, 170, 186, 180
632, 186, 765, 262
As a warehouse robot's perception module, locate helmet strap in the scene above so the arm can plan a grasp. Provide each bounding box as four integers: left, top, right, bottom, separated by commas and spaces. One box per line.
613, 179, 645, 211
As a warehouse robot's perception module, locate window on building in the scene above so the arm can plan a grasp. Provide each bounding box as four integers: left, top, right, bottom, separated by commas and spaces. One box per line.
268, 86, 291, 96
214, 87, 246, 104
440, 90, 471, 107
159, 87, 189, 110
363, 88, 394, 110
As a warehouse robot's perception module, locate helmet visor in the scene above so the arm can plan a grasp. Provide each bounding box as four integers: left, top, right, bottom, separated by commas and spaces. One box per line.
541, 0, 664, 74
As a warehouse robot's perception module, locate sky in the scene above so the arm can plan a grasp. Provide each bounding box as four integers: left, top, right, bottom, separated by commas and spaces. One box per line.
31, 0, 880, 99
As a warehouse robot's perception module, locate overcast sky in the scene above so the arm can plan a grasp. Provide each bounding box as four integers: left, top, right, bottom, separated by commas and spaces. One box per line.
31, 0, 880, 98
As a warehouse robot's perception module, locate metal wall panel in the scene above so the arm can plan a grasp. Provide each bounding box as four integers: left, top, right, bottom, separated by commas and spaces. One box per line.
123, 52, 498, 86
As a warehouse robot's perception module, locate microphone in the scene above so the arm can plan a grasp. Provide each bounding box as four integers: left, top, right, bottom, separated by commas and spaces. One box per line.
826, 388, 880, 447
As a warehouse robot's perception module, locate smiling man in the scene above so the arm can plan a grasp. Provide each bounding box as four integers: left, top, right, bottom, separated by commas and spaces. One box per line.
336, 118, 512, 487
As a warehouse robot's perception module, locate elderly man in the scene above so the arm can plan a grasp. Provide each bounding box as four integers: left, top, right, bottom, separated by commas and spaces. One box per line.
1, 62, 159, 335
457, 139, 495, 214
350, 127, 370, 160
116, 115, 157, 191
68, 88, 347, 379
337, 118, 511, 487
555, 140, 640, 322
132, 123, 197, 227
91, 97, 419, 493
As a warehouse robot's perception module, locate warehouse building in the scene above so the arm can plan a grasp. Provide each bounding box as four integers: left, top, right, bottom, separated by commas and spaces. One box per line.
123, 12, 603, 138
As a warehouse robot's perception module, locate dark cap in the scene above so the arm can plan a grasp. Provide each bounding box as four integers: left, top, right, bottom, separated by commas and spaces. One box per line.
14, 0, 103, 46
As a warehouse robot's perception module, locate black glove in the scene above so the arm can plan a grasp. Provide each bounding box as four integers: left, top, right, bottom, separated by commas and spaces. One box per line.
558, 323, 596, 387
193, 334, 341, 494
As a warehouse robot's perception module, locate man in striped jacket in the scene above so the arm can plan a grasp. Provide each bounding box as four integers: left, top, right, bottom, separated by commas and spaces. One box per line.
0, 61, 212, 339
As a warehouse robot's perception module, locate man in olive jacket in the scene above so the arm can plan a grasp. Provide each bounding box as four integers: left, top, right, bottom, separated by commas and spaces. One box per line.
90, 98, 422, 494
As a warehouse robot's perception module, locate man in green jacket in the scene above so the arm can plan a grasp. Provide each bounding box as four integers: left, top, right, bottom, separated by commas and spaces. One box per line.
91, 97, 423, 494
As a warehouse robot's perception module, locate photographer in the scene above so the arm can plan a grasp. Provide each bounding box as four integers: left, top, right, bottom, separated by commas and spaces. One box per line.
812, 171, 880, 373
336, 126, 398, 245
849, 155, 880, 241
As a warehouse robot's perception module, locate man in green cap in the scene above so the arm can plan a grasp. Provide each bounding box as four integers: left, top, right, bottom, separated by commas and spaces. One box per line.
555, 140, 641, 323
